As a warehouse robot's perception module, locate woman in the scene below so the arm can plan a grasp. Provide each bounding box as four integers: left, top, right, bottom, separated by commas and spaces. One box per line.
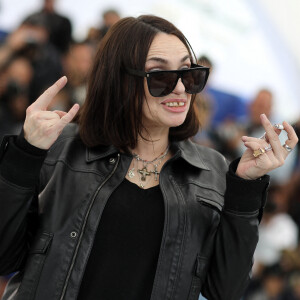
0, 15, 298, 300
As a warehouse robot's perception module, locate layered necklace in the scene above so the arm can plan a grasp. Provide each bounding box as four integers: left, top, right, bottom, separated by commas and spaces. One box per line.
128, 145, 170, 189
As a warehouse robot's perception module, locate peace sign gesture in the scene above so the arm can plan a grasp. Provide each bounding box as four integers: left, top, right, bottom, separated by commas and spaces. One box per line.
24, 76, 80, 149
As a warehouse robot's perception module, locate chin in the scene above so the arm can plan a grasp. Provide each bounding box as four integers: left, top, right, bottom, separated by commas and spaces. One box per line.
167, 114, 187, 127
167, 119, 186, 128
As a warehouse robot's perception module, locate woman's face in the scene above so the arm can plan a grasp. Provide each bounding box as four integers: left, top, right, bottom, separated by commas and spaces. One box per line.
142, 33, 192, 131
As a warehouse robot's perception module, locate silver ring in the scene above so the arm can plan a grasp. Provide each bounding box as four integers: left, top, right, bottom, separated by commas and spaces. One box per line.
283, 143, 292, 152
274, 124, 284, 130
264, 145, 272, 152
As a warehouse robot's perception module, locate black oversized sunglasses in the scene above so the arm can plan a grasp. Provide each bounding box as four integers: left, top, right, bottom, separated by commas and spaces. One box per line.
126, 63, 209, 97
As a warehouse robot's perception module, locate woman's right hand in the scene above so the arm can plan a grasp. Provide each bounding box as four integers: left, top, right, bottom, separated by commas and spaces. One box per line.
23, 76, 80, 150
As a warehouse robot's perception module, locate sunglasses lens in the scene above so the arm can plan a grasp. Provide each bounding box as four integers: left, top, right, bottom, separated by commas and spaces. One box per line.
148, 72, 178, 97
147, 68, 208, 97
182, 69, 208, 94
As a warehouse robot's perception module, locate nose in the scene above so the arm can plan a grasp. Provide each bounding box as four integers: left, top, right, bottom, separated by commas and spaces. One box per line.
172, 77, 185, 95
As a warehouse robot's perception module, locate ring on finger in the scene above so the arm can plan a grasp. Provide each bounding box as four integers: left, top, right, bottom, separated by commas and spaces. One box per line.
264, 145, 272, 152
283, 143, 292, 152
274, 124, 284, 130
253, 145, 273, 157
253, 148, 265, 157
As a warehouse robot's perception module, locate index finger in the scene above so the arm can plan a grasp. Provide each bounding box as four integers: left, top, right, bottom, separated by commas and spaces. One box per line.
30, 76, 68, 111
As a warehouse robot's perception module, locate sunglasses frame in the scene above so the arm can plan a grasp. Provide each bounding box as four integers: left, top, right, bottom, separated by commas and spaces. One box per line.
126, 63, 210, 97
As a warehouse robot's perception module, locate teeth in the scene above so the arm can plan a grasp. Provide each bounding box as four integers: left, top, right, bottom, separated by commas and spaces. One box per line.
166, 102, 185, 107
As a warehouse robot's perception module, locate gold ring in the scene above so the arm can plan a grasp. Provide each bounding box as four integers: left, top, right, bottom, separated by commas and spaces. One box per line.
253, 147, 265, 157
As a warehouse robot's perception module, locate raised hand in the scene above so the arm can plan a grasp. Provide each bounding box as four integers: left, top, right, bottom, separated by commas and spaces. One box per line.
23, 76, 80, 150
236, 114, 298, 180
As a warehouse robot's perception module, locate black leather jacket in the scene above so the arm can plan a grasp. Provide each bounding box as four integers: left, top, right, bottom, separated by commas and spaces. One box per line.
0, 124, 269, 300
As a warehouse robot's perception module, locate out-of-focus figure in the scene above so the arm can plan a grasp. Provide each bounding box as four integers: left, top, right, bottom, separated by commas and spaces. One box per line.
253, 197, 298, 272
244, 89, 273, 138
63, 42, 96, 106
0, 56, 33, 140
0, 14, 63, 102
247, 264, 287, 300
25, 0, 72, 54
192, 55, 215, 148
99, 9, 121, 39
86, 9, 121, 45
193, 55, 247, 161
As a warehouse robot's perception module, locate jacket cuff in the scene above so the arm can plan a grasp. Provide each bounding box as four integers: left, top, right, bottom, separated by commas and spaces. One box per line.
0, 135, 47, 187
16, 128, 48, 156
224, 158, 270, 213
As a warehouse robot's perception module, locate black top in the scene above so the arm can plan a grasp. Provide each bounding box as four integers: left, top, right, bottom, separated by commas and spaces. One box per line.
77, 179, 164, 300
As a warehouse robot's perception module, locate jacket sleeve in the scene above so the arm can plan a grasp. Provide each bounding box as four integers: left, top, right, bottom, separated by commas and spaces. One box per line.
0, 135, 46, 275
202, 158, 270, 300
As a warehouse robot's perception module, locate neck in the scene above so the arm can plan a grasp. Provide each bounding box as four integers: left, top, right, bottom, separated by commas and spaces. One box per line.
130, 128, 169, 161
127, 128, 172, 189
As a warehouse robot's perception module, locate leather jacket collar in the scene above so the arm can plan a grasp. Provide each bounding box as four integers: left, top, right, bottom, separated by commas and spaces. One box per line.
86, 139, 210, 171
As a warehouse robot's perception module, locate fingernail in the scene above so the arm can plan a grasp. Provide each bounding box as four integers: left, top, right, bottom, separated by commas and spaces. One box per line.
261, 113, 266, 119
59, 76, 67, 83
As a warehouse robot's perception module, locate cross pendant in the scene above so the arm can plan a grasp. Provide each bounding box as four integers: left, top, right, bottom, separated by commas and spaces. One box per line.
138, 167, 151, 181
151, 164, 160, 181
128, 168, 135, 178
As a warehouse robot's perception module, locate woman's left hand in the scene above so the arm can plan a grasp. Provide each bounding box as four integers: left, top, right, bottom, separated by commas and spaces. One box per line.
236, 114, 299, 180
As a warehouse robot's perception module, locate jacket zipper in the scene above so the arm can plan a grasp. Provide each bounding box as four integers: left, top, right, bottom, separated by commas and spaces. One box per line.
59, 153, 120, 300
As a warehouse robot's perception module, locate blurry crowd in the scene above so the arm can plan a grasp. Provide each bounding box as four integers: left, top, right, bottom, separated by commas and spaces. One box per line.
194, 56, 300, 300
0, 0, 120, 141
0, 1, 300, 299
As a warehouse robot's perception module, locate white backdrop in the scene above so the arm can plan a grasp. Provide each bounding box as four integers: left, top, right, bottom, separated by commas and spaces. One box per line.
0, 0, 299, 122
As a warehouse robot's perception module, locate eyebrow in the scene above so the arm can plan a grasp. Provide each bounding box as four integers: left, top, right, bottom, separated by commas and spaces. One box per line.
146, 54, 191, 64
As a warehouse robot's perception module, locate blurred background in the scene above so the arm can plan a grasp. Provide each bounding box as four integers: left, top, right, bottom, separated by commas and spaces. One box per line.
0, 0, 300, 299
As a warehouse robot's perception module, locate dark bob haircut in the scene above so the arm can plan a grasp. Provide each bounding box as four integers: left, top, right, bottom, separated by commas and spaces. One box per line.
78, 15, 200, 152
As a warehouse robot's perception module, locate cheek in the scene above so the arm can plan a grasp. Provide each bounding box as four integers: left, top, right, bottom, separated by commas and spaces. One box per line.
143, 82, 159, 114
142, 97, 158, 118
